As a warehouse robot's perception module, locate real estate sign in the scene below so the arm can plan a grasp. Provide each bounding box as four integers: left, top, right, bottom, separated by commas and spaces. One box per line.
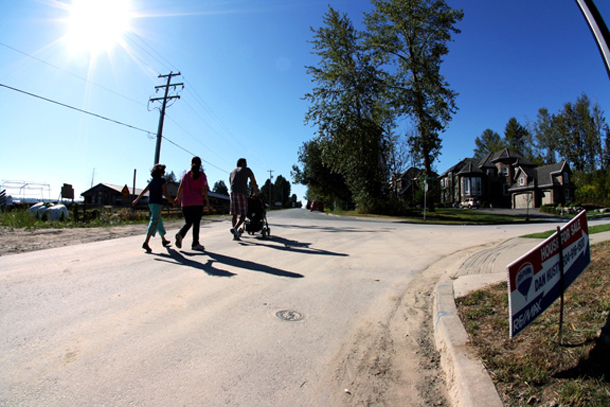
507, 210, 590, 338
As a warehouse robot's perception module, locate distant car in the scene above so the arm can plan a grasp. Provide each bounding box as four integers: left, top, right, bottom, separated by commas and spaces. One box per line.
460, 198, 480, 209
310, 200, 324, 212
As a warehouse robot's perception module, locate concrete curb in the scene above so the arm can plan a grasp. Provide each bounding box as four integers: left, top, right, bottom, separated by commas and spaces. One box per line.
432, 229, 610, 407
433, 275, 504, 407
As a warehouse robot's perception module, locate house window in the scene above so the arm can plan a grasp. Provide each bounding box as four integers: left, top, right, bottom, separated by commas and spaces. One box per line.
502, 166, 508, 176
471, 177, 482, 195
463, 177, 482, 196
486, 168, 495, 176
563, 171, 569, 184
519, 176, 525, 186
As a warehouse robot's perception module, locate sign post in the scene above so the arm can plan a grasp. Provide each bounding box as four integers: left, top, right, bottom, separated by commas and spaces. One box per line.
507, 210, 591, 338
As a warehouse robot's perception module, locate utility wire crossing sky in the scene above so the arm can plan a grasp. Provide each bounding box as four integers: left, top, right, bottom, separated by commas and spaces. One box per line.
1, 0, 609, 202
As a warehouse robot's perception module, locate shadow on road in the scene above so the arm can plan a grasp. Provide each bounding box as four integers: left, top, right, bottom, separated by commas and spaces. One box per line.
238, 235, 348, 257
274, 224, 390, 233
204, 251, 304, 278
153, 248, 304, 279
154, 249, 236, 277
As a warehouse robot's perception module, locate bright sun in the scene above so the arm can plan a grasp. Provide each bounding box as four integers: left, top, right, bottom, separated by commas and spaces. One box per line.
64, 0, 132, 55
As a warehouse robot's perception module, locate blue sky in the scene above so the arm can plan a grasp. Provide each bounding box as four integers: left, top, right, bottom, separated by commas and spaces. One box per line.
1, 0, 609, 203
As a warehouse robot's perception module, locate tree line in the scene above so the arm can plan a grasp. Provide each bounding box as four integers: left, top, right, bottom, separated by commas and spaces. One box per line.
474, 93, 610, 206
292, 0, 464, 213
161, 173, 297, 209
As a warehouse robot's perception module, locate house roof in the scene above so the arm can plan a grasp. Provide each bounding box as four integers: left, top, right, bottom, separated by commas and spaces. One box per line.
439, 158, 471, 177
457, 159, 485, 175
536, 162, 567, 187
81, 183, 145, 197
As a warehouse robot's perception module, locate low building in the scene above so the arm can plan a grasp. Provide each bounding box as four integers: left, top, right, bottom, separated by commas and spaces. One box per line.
81, 183, 230, 213
81, 183, 141, 206
439, 149, 575, 209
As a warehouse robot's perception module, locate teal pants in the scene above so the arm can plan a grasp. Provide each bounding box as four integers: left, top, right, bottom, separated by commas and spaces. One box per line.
147, 203, 166, 237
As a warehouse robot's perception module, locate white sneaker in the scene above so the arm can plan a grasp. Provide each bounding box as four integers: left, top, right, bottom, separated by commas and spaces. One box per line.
192, 243, 205, 251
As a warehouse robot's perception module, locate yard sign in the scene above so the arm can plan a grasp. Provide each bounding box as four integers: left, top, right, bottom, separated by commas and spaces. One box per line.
507, 210, 590, 338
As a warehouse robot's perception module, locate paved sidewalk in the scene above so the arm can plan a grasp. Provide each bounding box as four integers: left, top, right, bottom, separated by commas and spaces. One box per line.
434, 231, 610, 407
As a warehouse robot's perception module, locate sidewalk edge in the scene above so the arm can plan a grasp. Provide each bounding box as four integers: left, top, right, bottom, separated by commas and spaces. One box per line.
433, 276, 504, 407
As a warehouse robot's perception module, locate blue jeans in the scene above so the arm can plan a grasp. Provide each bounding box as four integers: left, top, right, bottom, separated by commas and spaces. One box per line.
147, 203, 166, 237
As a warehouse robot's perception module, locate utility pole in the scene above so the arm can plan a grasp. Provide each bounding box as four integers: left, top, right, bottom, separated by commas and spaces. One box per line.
267, 169, 274, 205
150, 72, 183, 165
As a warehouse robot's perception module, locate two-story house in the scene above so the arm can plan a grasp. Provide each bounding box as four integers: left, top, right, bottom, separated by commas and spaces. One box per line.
439, 149, 574, 209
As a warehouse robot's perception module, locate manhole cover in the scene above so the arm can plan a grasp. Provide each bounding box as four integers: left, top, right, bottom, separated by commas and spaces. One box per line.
275, 310, 305, 321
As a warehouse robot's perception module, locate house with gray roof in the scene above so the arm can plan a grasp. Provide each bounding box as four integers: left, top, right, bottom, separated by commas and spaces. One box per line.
439, 149, 575, 209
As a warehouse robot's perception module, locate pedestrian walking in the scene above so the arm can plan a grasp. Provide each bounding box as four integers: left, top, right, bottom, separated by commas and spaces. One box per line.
229, 158, 259, 241
132, 164, 175, 252
174, 156, 212, 251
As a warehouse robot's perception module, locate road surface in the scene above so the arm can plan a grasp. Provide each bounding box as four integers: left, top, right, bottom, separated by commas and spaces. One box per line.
0, 209, 570, 406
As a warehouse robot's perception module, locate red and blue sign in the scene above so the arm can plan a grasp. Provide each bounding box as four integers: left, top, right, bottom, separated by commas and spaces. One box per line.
507, 210, 591, 338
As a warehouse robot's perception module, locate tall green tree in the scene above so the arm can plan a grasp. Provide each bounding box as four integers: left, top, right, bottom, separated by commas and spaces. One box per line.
531, 107, 558, 164
554, 94, 604, 172
304, 7, 392, 212
273, 175, 291, 207
473, 129, 503, 159
602, 126, 610, 169
504, 117, 531, 157
364, 0, 463, 211
291, 139, 352, 208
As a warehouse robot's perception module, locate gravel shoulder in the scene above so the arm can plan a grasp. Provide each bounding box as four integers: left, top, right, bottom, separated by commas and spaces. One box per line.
0, 219, 230, 256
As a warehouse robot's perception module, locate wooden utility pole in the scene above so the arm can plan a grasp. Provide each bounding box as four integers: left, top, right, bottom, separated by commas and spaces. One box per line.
150, 72, 183, 165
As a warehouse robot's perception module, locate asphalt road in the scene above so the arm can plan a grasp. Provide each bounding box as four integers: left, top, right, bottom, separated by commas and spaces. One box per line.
0, 209, 573, 407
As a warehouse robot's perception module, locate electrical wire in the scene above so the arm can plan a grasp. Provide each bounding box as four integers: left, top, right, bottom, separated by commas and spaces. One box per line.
0, 81, 229, 174
2, 37, 256, 175
0, 41, 147, 107
0, 82, 154, 135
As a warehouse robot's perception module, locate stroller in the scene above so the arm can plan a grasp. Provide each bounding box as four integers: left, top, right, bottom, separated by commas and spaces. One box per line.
243, 195, 271, 238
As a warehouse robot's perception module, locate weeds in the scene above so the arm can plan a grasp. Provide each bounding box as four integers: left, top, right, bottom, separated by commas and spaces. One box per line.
0, 207, 170, 229
456, 241, 610, 406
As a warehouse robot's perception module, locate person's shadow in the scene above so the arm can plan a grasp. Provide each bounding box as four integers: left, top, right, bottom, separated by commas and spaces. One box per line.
154, 249, 236, 277
154, 248, 303, 278
238, 235, 348, 257
204, 251, 304, 278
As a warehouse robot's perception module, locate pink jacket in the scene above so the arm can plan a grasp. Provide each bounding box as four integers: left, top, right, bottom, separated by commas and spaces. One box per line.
180, 171, 208, 207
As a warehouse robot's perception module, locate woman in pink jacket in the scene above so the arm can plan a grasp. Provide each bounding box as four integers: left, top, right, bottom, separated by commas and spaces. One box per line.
174, 157, 211, 251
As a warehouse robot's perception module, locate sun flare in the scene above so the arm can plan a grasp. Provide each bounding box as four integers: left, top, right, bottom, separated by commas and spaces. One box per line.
64, 0, 132, 55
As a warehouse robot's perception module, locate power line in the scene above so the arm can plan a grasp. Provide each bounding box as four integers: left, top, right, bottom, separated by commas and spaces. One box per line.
2, 37, 255, 175
0, 82, 154, 135
125, 33, 258, 163
0, 81, 229, 174
0, 41, 146, 107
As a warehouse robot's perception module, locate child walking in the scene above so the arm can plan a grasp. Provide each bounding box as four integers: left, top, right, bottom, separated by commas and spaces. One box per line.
132, 163, 176, 252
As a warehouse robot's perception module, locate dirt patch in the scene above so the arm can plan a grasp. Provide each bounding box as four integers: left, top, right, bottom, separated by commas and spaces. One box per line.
0, 219, 228, 256
311, 267, 449, 406
456, 241, 610, 407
